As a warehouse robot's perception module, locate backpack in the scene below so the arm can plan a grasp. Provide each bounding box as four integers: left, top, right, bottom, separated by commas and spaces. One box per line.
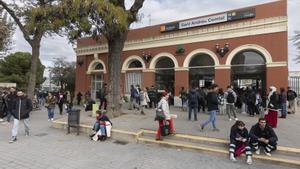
189, 92, 198, 105
227, 92, 235, 104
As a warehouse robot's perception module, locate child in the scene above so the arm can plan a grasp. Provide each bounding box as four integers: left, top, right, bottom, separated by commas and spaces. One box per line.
90, 110, 112, 141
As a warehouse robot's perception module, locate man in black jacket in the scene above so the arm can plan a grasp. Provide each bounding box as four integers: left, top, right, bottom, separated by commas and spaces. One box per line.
9, 90, 32, 143
249, 118, 278, 156
200, 84, 219, 131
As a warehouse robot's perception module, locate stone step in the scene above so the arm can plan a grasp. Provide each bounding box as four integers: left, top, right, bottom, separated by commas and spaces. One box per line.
138, 134, 300, 167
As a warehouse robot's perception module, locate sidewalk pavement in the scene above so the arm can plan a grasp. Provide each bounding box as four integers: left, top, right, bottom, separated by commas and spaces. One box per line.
59, 103, 300, 149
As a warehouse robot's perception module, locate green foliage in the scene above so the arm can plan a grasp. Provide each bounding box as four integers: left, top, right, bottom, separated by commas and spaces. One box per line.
49, 58, 76, 93
0, 52, 45, 90
0, 8, 13, 52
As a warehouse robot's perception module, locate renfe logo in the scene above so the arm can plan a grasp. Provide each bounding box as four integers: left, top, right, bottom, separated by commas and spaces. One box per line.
179, 13, 227, 29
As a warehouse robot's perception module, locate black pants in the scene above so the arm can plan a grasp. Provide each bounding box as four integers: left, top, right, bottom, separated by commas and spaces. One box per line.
250, 137, 277, 153
58, 103, 63, 115
247, 103, 256, 116
99, 98, 107, 110
149, 99, 156, 108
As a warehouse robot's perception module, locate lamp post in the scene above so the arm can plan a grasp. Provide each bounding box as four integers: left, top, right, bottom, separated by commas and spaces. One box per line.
142, 51, 152, 63
215, 43, 230, 57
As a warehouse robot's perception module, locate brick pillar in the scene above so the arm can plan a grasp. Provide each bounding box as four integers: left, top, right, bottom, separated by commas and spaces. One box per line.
142, 71, 155, 88
175, 70, 189, 95
214, 68, 231, 90
266, 66, 288, 90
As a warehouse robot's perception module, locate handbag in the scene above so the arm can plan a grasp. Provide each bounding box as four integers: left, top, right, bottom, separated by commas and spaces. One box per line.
155, 104, 165, 121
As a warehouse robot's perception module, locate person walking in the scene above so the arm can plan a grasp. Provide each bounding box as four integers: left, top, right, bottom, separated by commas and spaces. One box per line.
6, 87, 17, 122
140, 88, 150, 115
155, 92, 175, 140
45, 92, 56, 121
224, 86, 238, 121
9, 90, 32, 143
0, 91, 7, 122
200, 84, 219, 131
287, 87, 297, 114
76, 92, 82, 105
187, 86, 199, 121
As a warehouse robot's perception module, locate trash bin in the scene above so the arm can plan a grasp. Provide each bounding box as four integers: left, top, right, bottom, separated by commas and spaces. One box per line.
67, 109, 80, 135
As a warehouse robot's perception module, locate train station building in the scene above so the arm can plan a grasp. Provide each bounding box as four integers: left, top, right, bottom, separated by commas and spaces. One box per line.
75, 0, 288, 106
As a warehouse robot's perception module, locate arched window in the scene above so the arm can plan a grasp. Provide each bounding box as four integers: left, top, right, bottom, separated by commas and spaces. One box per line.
95, 63, 104, 70
128, 60, 143, 68
231, 50, 265, 65
156, 57, 175, 69
189, 54, 215, 87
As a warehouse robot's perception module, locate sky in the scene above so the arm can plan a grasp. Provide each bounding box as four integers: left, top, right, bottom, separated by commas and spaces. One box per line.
9, 0, 300, 71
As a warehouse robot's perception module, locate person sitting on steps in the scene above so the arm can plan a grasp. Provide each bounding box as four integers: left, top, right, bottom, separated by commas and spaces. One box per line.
90, 110, 112, 141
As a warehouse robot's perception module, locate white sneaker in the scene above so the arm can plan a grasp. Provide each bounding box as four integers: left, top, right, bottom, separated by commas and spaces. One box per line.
246, 156, 253, 165
264, 150, 271, 156
0, 118, 4, 122
255, 149, 260, 155
230, 153, 237, 162
229, 118, 232, 121
234, 118, 238, 121
51, 118, 54, 121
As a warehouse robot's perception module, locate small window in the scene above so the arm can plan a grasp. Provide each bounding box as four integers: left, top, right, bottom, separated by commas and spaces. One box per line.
95, 63, 104, 70
128, 60, 142, 68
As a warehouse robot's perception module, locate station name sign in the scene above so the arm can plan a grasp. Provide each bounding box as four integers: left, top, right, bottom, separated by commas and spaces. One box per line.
160, 8, 255, 32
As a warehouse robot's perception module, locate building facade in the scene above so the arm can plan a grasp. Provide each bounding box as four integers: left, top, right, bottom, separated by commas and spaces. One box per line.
75, 0, 288, 106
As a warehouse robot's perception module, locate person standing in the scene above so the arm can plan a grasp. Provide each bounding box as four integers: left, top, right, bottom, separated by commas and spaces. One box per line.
155, 92, 175, 140
0, 91, 7, 122
147, 85, 157, 109
279, 87, 287, 118
247, 88, 257, 117
6, 87, 17, 122
179, 87, 188, 111
200, 84, 219, 131
45, 93, 56, 121
57, 91, 64, 115
188, 86, 199, 121
9, 90, 32, 143
224, 86, 238, 121
99, 83, 108, 111
287, 87, 297, 114
76, 92, 82, 105
265, 86, 280, 128
217, 88, 225, 115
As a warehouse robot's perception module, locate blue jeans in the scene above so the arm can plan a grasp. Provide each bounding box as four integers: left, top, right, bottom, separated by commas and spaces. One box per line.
93, 121, 100, 131
188, 105, 197, 120
281, 103, 287, 117
201, 110, 217, 129
47, 108, 55, 119
100, 125, 106, 136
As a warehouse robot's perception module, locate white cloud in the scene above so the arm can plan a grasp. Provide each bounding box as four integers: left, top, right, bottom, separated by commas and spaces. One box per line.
10, 0, 300, 71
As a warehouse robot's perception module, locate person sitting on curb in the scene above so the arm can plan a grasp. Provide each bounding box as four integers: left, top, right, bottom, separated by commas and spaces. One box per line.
90, 110, 112, 141
249, 118, 278, 156
229, 120, 252, 165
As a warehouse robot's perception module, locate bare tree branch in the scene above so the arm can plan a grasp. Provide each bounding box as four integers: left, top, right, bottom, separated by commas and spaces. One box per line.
0, 0, 32, 44
128, 0, 144, 23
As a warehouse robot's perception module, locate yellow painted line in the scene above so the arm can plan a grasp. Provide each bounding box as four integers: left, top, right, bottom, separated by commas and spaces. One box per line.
142, 129, 300, 154
137, 137, 228, 154
111, 129, 137, 136
138, 137, 300, 166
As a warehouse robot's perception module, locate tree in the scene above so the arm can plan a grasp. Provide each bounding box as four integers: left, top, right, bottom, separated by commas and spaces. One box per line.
293, 31, 300, 63
0, 7, 13, 53
0, 52, 45, 90
0, 0, 65, 99
49, 57, 76, 96
64, 0, 145, 117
